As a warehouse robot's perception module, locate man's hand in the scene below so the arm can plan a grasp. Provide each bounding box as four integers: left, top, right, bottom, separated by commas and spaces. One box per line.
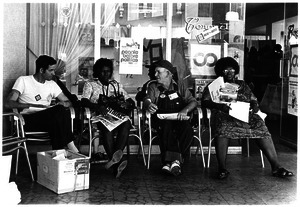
147, 103, 158, 114
57, 101, 71, 108
177, 110, 190, 121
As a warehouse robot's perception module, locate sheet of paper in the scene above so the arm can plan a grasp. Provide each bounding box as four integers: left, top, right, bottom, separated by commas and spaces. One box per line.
157, 113, 178, 120
208, 76, 225, 103
229, 101, 250, 123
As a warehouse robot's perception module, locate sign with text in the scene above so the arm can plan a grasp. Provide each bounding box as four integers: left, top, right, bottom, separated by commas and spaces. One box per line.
288, 76, 298, 116
119, 37, 143, 75
190, 43, 226, 76
196, 26, 220, 43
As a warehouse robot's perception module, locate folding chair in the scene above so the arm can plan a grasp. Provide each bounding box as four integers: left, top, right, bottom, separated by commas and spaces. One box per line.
81, 107, 146, 166
205, 108, 265, 168
146, 107, 206, 169
2, 112, 34, 181
191, 107, 206, 168
12, 107, 76, 149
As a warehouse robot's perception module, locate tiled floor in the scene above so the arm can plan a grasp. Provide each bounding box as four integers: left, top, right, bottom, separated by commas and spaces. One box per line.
6, 118, 298, 205
9, 141, 298, 205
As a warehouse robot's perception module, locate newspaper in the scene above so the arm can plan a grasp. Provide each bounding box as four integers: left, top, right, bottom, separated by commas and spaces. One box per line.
91, 107, 129, 131
208, 77, 249, 123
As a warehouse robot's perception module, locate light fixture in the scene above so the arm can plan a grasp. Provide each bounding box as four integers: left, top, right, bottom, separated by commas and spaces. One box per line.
176, 3, 182, 15
225, 3, 239, 21
119, 4, 124, 18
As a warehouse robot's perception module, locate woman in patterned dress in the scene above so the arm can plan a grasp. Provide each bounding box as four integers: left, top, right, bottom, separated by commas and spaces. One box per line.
202, 57, 293, 179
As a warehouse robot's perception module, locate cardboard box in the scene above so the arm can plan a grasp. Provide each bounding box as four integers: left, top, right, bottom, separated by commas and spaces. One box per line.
37, 149, 90, 194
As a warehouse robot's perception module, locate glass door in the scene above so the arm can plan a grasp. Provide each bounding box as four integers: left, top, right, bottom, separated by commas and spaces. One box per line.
280, 3, 298, 149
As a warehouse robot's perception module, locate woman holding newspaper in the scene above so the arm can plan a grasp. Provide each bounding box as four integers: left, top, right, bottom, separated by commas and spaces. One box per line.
81, 58, 135, 178
201, 57, 293, 179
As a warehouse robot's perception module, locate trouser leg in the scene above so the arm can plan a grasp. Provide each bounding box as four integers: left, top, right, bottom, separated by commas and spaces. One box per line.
23, 105, 74, 150
176, 120, 194, 155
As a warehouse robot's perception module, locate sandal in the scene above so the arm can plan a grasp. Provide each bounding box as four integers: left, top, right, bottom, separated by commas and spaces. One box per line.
105, 150, 123, 169
272, 167, 294, 178
218, 169, 230, 179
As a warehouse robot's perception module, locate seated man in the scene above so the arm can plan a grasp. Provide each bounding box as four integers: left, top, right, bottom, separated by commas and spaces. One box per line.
143, 60, 197, 176
4, 55, 79, 153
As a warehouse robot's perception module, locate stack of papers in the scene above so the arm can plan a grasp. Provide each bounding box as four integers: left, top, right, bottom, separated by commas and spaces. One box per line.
208, 77, 250, 123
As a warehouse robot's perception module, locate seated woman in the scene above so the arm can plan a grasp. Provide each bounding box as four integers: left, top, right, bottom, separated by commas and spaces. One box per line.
81, 58, 135, 178
201, 57, 293, 179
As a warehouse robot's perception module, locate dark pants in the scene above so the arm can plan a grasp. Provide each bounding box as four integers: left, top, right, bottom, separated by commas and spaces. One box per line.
157, 119, 193, 164
97, 120, 131, 159
23, 105, 75, 150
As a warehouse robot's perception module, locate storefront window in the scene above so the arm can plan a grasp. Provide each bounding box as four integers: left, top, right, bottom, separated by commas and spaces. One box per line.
27, 2, 246, 97
280, 3, 298, 148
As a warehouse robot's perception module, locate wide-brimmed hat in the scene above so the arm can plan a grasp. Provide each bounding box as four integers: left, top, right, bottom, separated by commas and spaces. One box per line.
153, 60, 177, 75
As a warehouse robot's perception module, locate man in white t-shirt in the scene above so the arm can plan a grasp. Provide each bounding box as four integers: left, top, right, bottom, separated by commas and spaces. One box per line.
4, 55, 79, 152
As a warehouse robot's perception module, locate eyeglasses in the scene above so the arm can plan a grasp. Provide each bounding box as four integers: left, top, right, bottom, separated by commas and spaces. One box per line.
223, 68, 235, 74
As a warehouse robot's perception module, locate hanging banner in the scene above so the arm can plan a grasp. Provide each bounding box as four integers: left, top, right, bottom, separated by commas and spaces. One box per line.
119, 37, 143, 75
189, 42, 227, 76
288, 76, 298, 116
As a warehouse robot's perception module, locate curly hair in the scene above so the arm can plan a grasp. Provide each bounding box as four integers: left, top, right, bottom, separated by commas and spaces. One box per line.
214, 57, 240, 77
93, 58, 114, 78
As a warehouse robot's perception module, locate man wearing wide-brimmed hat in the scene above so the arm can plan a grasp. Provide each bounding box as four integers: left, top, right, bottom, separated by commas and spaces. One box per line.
143, 59, 197, 176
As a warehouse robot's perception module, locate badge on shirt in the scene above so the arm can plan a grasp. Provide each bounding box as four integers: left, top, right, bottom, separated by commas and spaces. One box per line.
35, 94, 41, 101
168, 92, 178, 100
160, 94, 166, 98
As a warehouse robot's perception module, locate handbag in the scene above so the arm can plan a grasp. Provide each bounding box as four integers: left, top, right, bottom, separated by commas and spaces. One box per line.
98, 81, 134, 116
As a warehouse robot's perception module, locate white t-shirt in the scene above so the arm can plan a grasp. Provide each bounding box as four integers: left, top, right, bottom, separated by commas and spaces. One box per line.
12, 75, 62, 114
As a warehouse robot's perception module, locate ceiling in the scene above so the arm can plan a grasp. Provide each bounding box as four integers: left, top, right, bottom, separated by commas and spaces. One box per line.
246, 3, 284, 18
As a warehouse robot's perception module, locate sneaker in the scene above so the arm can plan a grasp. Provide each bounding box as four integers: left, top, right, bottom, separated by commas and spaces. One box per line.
105, 150, 123, 169
91, 152, 108, 164
162, 163, 171, 174
116, 160, 128, 178
170, 160, 182, 176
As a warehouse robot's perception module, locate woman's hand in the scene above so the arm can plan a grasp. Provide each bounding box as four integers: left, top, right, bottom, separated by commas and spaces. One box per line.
97, 105, 107, 115
219, 103, 231, 114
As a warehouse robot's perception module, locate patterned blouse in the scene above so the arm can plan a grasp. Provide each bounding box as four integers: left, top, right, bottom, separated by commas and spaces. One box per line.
82, 79, 130, 104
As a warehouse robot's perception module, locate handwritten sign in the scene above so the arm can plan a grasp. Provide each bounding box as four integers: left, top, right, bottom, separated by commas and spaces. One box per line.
119, 37, 143, 75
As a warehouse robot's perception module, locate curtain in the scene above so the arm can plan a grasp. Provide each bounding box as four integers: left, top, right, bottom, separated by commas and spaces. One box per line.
28, 3, 94, 82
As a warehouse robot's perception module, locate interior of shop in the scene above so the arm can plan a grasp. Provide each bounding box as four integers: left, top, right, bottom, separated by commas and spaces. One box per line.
1, 2, 298, 205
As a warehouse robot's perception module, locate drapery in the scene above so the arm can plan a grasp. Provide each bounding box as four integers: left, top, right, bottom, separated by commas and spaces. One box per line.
28, 3, 95, 80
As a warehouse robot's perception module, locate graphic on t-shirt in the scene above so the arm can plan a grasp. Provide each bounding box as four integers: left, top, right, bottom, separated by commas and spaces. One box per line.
35, 94, 41, 101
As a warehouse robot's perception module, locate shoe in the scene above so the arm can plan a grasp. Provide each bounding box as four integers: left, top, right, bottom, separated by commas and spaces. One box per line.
116, 160, 128, 178
170, 160, 182, 176
105, 150, 123, 169
218, 169, 230, 179
272, 167, 294, 178
91, 152, 108, 164
162, 163, 171, 174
